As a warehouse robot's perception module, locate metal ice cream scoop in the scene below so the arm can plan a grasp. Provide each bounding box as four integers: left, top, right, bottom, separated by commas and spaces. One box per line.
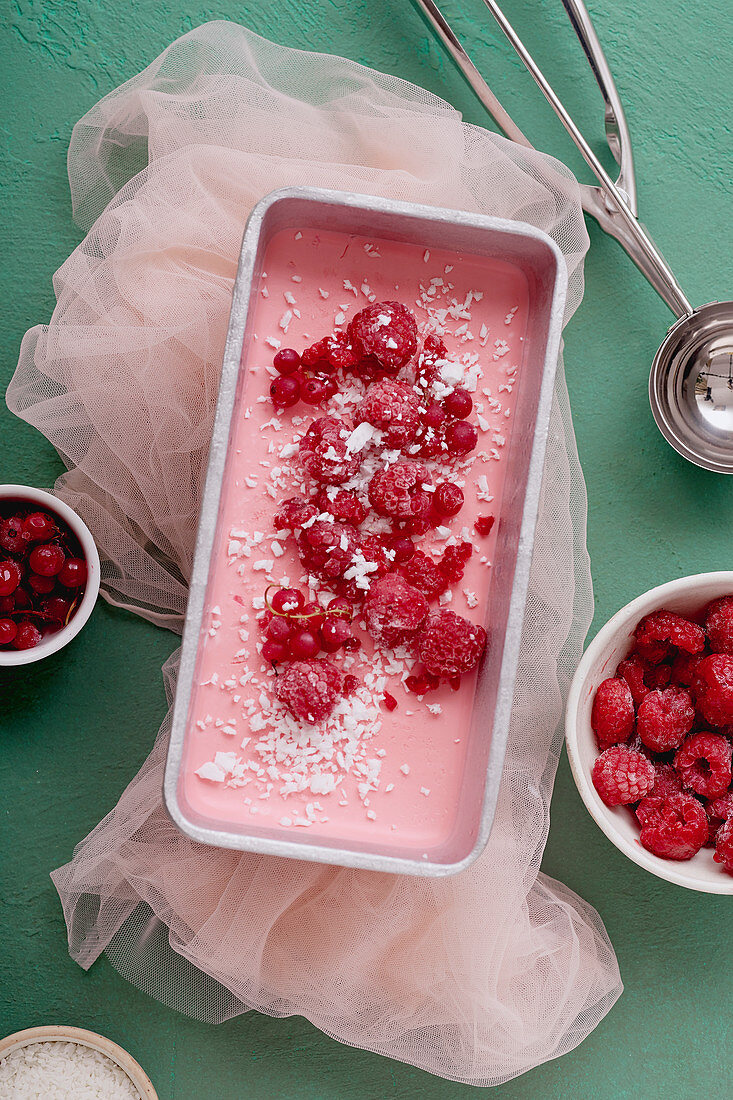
414, 0, 733, 473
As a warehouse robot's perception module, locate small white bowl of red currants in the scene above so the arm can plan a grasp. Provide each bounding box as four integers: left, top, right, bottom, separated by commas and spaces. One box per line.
0, 485, 100, 666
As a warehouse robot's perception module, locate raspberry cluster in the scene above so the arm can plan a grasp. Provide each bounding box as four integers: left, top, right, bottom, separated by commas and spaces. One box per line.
258, 300, 490, 724
590, 601, 733, 873
0, 504, 88, 651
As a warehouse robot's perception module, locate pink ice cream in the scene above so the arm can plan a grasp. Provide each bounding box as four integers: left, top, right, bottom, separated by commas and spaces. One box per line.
179, 226, 527, 859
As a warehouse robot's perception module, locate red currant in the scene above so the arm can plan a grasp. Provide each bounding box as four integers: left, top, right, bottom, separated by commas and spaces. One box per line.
273, 348, 301, 375
300, 377, 329, 405
270, 587, 305, 615
23, 512, 56, 541
27, 573, 56, 595
0, 515, 28, 554
433, 482, 464, 517
343, 675, 359, 695
0, 561, 22, 596
326, 596, 353, 622
0, 596, 14, 614
14, 587, 30, 610
445, 420, 478, 456
58, 557, 87, 588
28, 544, 65, 577
41, 596, 73, 623
0, 618, 18, 646
383, 535, 415, 563
266, 616, 293, 643
288, 629, 321, 659
262, 640, 287, 662
319, 618, 351, 652
422, 403, 446, 429
13, 622, 42, 650
444, 388, 472, 419
270, 376, 301, 408
295, 602, 326, 631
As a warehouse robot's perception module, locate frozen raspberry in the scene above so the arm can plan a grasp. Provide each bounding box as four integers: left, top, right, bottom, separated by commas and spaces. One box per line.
315, 487, 367, 526
275, 658, 342, 723
591, 678, 635, 750
634, 609, 705, 660
616, 655, 650, 707
274, 496, 318, 531
645, 663, 672, 690
636, 791, 708, 860
705, 792, 733, 835
348, 301, 418, 373
650, 762, 683, 799
355, 379, 421, 448
368, 462, 432, 522
474, 515, 495, 538
400, 551, 448, 600
415, 333, 448, 386
298, 416, 361, 485
713, 816, 733, 873
591, 745, 656, 806
364, 574, 429, 648
674, 731, 732, 799
636, 685, 694, 752
670, 650, 704, 687
439, 541, 472, 584
335, 533, 391, 600
0, 515, 29, 555
302, 333, 359, 374
297, 520, 359, 584
417, 610, 487, 676
705, 596, 733, 655
692, 654, 733, 728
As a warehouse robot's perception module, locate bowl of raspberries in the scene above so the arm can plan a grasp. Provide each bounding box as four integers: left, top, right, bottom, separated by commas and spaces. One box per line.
565, 573, 733, 893
0, 485, 100, 666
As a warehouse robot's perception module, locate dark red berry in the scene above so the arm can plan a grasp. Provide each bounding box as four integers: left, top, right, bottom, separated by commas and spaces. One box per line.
0, 618, 18, 646
40, 596, 73, 623
28, 544, 65, 577
23, 512, 56, 541
27, 573, 56, 595
383, 692, 398, 712
0, 516, 28, 554
270, 375, 301, 408
13, 587, 30, 610
445, 420, 478, 456
289, 629, 322, 659
262, 640, 287, 662
319, 618, 351, 652
384, 535, 414, 564
270, 588, 305, 615
0, 561, 22, 597
301, 377, 329, 405
58, 557, 87, 588
443, 388, 472, 419
0, 596, 14, 614
273, 348, 301, 375
12, 622, 42, 650
326, 596, 353, 621
433, 482, 464, 517
421, 403, 446, 430
343, 674, 359, 695
266, 616, 293, 643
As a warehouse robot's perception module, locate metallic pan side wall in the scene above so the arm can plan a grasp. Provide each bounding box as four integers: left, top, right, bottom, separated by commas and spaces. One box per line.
164, 187, 568, 877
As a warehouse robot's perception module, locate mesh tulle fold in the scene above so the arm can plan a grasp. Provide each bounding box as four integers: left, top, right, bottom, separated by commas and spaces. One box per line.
8, 21, 621, 1085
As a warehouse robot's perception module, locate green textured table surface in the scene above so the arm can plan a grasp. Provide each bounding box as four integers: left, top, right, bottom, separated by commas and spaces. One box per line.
1, 2, 732, 1097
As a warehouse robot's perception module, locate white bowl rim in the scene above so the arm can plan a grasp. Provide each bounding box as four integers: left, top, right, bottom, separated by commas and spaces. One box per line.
566, 570, 733, 895
0, 485, 101, 666
0, 1024, 158, 1097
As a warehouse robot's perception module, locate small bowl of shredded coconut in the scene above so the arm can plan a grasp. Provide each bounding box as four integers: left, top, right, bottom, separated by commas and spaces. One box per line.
0, 1026, 158, 1099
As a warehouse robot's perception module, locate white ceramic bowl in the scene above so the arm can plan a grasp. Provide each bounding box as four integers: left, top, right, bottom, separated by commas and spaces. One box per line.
0, 1025, 158, 1097
566, 571, 733, 895
0, 485, 100, 666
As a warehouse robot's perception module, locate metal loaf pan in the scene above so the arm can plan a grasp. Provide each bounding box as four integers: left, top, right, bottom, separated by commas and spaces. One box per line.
164, 187, 568, 876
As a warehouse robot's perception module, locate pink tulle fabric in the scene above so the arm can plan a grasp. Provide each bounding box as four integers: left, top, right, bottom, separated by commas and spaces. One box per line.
7, 22, 622, 1085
